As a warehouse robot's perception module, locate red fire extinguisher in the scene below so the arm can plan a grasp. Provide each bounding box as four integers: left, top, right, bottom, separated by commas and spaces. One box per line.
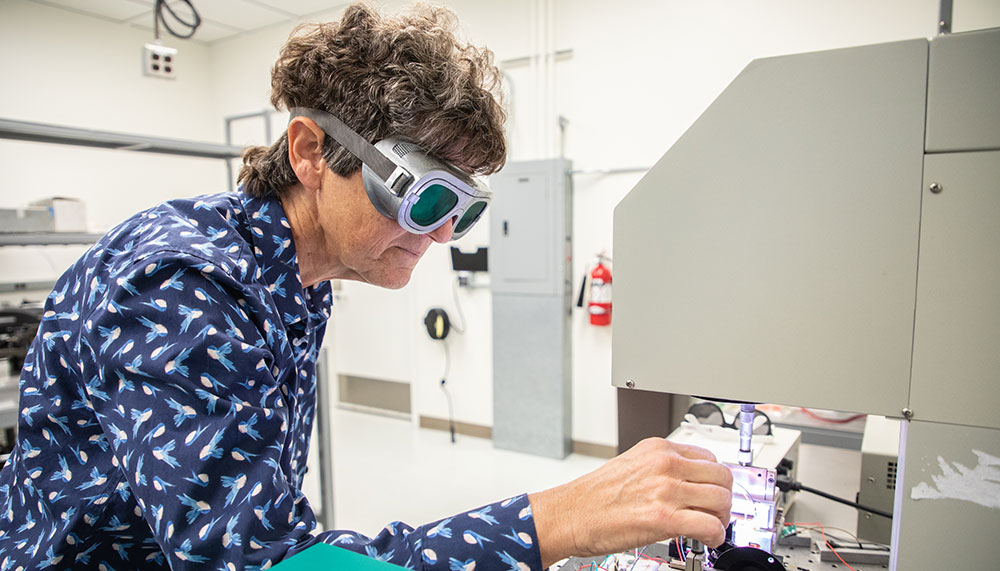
583, 253, 612, 326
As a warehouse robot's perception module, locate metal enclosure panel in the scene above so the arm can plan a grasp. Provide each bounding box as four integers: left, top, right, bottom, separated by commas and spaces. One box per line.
492, 294, 571, 458
491, 159, 572, 459
858, 416, 901, 545
490, 160, 571, 296
893, 420, 1000, 569
925, 28, 1000, 153
612, 40, 928, 415
857, 450, 896, 545
911, 151, 1000, 430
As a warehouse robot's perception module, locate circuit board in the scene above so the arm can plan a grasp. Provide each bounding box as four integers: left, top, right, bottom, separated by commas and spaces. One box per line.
553, 532, 890, 571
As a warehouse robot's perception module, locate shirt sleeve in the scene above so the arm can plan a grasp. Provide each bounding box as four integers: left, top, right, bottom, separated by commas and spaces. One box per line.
300, 494, 542, 571
81, 251, 315, 569
80, 251, 543, 571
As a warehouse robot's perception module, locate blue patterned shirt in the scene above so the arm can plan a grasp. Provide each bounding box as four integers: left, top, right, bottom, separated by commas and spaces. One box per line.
0, 191, 542, 571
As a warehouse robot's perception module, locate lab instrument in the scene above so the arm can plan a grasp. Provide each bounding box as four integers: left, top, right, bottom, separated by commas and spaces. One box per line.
613, 27, 1000, 570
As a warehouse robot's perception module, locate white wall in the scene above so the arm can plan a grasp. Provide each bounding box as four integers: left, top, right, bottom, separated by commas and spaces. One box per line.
3, 0, 999, 451
210, 0, 1000, 450
0, 0, 225, 232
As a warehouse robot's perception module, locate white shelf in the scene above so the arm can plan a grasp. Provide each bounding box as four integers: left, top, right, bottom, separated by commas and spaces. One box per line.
0, 117, 244, 160
0, 232, 103, 247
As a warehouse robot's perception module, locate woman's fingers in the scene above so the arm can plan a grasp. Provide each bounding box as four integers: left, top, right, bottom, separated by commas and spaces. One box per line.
670, 509, 728, 547
675, 480, 733, 524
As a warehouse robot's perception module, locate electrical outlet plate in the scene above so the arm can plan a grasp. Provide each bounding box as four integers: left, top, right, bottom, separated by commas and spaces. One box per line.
142, 43, 177, 79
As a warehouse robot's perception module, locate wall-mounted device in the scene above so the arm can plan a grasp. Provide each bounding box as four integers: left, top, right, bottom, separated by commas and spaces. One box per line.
142, 0, 202, 79
142, 42, 177, 79
450, 246, 487, 288
423, 308, 451, 340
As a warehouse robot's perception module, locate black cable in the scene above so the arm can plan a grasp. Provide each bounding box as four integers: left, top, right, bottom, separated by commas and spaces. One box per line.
440, 340, 456, 443
155, 0, 202, 40
777, 475, 893, 519
827, 537, 890, 552
801, 483, 893, 519
815, 530, 863, 550
449, 276, 467, 334
441, 336, 451, 379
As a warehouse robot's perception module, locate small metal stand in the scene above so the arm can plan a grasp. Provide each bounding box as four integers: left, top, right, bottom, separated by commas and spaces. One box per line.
223, 110, 273, 191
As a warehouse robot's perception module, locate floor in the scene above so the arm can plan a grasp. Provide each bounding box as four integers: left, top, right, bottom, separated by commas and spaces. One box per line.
318, 407, 863, 541
325, 407, 606, 537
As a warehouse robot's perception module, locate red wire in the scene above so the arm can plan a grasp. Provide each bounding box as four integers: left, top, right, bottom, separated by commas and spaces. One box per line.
820, 526, 858, 571
676, 537, 685, 562
799, 408, 866, 424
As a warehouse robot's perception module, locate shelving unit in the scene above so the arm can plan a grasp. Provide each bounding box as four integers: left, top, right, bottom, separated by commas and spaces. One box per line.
0, 118, 244, 160
0, 115, 242, 287
0, 116, 336, 528
0, 233, 102, 293
0, 117, 245, 191
0, 233, 104, 247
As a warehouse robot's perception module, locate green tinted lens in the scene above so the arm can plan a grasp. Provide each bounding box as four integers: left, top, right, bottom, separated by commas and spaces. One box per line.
411, 184, 459, 226
455, 201, 487, 234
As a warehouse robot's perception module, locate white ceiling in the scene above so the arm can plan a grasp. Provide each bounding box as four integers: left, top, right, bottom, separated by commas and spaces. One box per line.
26, 0, 349, 43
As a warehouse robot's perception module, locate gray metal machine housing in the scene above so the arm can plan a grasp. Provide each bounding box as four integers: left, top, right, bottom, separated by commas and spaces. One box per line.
612, 28, 1000, 569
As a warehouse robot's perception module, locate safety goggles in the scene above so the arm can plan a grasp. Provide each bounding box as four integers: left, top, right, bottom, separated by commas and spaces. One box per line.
290, 107, 492, 241
686, 402, 774, 435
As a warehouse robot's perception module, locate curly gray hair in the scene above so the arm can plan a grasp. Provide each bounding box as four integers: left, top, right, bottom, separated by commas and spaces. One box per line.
239, 2, 507, 198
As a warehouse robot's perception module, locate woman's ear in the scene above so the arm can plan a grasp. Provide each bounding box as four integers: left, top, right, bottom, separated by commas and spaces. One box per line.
287, 117, 328, 190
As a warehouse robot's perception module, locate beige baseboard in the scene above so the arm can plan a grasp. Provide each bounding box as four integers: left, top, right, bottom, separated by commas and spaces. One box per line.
418, 415, 616, 459
570, 440, 616, 459
419, 415, 493, 439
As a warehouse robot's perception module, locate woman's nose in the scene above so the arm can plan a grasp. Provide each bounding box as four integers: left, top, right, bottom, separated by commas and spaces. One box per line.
428, 217, 455, 243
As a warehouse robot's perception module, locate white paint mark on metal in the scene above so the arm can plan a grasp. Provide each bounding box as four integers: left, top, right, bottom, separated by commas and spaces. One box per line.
910, 450, 1000, 509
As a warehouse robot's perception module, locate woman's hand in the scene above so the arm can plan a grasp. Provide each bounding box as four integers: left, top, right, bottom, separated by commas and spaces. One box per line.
529, 437, 733, 568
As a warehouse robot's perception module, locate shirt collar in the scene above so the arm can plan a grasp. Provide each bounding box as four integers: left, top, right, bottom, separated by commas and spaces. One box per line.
238, 190, 333, 331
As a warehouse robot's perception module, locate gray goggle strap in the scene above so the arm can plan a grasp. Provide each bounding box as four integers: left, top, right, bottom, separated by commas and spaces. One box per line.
289, 107, 411, 193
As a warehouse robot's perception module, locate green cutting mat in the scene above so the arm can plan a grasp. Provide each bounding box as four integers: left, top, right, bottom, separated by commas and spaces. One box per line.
272, 543, 406, 570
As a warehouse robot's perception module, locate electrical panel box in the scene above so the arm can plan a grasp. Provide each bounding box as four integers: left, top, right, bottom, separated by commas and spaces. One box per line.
489, 160, 572, 297
490, 159, 573, 459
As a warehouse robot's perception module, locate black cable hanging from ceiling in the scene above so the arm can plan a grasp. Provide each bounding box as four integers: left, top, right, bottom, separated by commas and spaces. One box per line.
155, 0, 202, 40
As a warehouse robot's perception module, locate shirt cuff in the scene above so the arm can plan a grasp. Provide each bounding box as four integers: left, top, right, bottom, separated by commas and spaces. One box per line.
414, 494, 543, 571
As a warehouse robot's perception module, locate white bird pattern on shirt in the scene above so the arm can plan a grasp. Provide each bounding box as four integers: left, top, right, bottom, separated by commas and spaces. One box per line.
0, 192, 541, 571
